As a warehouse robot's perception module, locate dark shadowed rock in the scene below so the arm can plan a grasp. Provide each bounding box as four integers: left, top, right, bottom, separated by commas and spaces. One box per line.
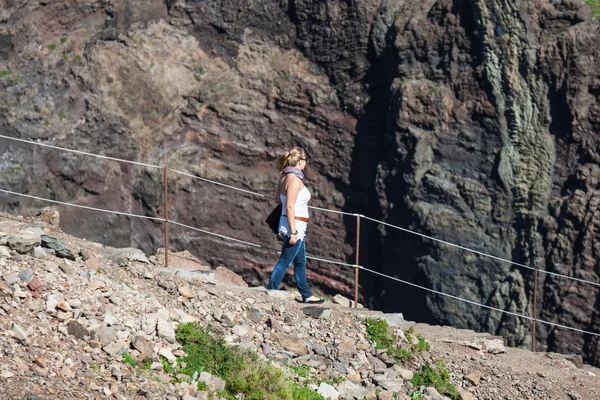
67, 320, 89, 339
41, 235, 75, 260
302, 306, 332, 319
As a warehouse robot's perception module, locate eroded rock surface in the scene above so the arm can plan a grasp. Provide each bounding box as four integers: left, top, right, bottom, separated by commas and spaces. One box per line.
1, 0, 600, 365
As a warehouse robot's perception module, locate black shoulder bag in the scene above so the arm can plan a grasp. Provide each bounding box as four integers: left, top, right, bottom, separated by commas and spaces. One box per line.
265, 203, 282, 234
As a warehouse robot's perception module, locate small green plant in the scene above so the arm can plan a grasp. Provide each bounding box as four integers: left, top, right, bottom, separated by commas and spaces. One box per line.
366, 318, 430, 363
160, 357, 173, 373
15, 76, 24, 84
142, 360, 152, 369
411, 391, 423, 400
0, 69, 12, 78
414, 334, 431, 352
411, 360, 459, 400
197, 381, 207, 391
586, 0, 600, 18
58, 109, 65, 121
60, 37, 67, 44
389, 347, 413, 362
75, 55, 82, 62
96, 267, 104, 274
174, 322, 325, 400
289, 365, 310, 379
43, 120, 49, 127
122, 352, 137, 368
62, 54, 69, 62
48, 44, 56, 51
366, 318, 395, 349
283, 71, 291, 81
317, 376, 343, 386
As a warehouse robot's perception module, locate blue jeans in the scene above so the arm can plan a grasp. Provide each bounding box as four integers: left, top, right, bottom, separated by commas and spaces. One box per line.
267, 236, 312, 299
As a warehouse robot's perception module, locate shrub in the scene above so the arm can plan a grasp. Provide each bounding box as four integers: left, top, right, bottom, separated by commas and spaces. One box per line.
365, 318, 430, 363
122, 352, 137, 368
174, 322, 325, 400
289, 365, 310, 378
411, 360, 459, 400
365, 318, 394, 349
414, 334, 431, 352
160, 357, 173, 373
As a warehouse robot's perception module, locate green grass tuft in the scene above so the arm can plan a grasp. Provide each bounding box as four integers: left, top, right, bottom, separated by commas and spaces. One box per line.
122, 352, 137, 368
48, 44, 56, 51
289, 365, 310, 379
0, 69, 12, 78
366, 318, 395, 349
411, 360, 459, 400
174, 322, 324, 400
414, 334, 431, 352
366, 318, 430, 363
160, 356, 173, 373
60, 37, 67, 44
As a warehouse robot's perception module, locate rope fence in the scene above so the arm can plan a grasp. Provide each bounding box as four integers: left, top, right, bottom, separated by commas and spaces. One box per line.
1, 134, 600, 351
0, 134, 161, 169
1, 187, 599, 340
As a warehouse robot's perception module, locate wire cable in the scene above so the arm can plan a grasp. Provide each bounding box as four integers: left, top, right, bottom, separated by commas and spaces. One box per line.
2, 187, 598, 338
0, 189, 165, 221
169, 168, 269, 198
169, 219, 359, 268
2, 134, 598, 287
360, 215, 600, 288
0, 134, 161, 169
168, 168, 358, 216
358, 265, 600, 338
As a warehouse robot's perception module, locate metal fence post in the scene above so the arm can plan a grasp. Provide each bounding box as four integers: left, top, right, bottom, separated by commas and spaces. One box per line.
163, 167, 169, 268
354, 214, 361, 308
532, 269, 538, 352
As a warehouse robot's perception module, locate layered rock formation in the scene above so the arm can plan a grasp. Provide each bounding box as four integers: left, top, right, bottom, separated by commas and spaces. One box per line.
1, 0, 600, 365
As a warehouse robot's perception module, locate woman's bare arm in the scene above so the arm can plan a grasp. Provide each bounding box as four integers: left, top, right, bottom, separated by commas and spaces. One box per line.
285, 175, 302, 243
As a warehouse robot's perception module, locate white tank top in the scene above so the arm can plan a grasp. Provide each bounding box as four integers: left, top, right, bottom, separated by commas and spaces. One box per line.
279, 186, 311, 240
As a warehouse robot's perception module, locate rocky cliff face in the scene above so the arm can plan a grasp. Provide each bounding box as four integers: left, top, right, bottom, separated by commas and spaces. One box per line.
1, 0, 600, 365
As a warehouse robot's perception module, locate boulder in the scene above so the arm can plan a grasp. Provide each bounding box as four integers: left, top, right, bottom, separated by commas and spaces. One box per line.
6, 233, 40, 254
302, 306, 332, 319
41, 235, 76, 260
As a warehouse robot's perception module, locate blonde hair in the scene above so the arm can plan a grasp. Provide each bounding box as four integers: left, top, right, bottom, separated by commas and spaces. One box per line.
278, 147, 306, 171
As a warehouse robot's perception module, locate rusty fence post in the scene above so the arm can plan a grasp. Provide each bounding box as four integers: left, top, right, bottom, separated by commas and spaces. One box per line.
354, 214, 361, 308
532, 268, 538, 352
163, 167, 169, 268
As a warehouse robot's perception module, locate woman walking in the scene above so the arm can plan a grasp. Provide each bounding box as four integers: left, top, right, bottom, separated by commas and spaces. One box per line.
267, 147, 323, 304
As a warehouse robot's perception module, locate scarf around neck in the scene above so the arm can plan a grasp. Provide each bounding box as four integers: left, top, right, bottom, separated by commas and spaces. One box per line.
282, 166, 305, 183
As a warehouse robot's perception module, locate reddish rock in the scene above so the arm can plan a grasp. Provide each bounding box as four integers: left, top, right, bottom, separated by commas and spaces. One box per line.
34, 357, 47, 368
27, 278, 42, 292
464, 371, 481, 386
215, 266, 248, 287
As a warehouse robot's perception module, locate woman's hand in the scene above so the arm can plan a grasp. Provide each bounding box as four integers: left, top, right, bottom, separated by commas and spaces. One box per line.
289, 233, 298, 245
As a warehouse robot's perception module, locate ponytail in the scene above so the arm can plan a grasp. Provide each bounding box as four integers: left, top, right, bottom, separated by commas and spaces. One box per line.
277, 147, 305, 171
